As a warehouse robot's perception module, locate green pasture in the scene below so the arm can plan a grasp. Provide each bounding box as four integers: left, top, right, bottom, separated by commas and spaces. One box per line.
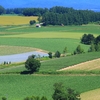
0, 24, 100, 34
0, 46, 40, 55
0, 75, 100, 100
0, 38, 89, 54
0, 24, 99, 54
0, 52, 100, 74
1, 32, 85, 39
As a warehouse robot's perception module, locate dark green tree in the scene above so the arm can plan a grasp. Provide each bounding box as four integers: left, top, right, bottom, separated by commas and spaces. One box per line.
95, 35, 100, 44
41, 96, 48, 100
52, 83, 80, 100
2, 97, 7, 100
24, 96, 47, 100
74, 45, 84, 54
48, 52, 52, 59
0, 5, 5, 15
30, 20, 36, 25
55, 51, 61, 58
81, 34, 95, 45
25, 56, 41, 73
37, 15, 42, 23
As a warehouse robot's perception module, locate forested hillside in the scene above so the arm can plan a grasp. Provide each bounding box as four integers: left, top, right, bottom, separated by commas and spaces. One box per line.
0, 5, 100, 26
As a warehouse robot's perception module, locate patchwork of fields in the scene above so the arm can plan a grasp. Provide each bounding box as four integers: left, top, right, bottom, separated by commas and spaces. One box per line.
0, 15, 100, 100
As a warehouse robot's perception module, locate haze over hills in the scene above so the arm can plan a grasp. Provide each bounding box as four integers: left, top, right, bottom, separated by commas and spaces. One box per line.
0, 0, 100, 11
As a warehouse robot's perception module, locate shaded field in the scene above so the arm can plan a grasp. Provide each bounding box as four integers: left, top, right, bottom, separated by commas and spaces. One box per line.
0, 16, 37, 25
81, 88, 100, 100
0, 75, 100, 100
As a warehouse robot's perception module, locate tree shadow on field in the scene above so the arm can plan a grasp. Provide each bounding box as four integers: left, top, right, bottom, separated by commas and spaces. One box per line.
20, 70, 34, 75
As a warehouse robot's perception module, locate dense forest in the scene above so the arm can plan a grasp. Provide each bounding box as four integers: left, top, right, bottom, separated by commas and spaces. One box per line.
0, 5, 100, 25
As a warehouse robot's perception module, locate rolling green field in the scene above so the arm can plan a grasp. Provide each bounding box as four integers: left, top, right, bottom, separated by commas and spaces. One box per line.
0, 52, 100, 74
0, 75, 100, 100
0, 15, 100, 100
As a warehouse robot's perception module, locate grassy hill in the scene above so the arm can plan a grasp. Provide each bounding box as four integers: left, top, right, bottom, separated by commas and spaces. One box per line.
0, 15, 100, 100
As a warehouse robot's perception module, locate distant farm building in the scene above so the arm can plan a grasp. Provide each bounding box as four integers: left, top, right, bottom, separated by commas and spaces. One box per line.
36, 24, 41, 27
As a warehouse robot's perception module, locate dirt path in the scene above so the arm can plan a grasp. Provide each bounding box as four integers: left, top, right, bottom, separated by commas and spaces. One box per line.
58, 58, 100, 71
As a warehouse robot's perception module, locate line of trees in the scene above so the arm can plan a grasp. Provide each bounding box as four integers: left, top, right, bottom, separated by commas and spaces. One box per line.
41, 6, 100, 25
1, 5, 100, 26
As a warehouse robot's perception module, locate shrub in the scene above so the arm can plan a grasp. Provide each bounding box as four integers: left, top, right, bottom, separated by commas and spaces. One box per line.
30, 20, 36, 25
55, 51, 61, 58
52, 83, 80, 100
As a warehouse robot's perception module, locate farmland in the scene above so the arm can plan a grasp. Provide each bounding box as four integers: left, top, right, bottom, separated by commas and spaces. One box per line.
0, 75, 100, 100
0, 15, 38, 25
0, 15, 100, 100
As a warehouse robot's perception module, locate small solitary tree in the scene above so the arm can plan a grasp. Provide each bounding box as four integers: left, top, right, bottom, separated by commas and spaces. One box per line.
55, 51, 61, 58
30, 20, 36, 25
48, 52, 52, 59
2, 97, 7, 100
25, 56, 41, 74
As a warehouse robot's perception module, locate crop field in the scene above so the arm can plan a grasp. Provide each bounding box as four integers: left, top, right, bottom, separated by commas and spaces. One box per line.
0, 52, 100, 74
0, 38, 89, 54
0, 15, 100, 100
81, 88, 100, 100
0, 75, 100, 100
0, 16, 38, 25
0, 45, 43, 55
60, 58, 100, 72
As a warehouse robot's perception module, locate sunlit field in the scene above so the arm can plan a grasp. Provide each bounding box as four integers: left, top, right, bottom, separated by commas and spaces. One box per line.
81, 88, 100, 100
0, 45, 44, 55
0, 16, 38, 25
0, 75, 100, 100
0, 15, 100, 100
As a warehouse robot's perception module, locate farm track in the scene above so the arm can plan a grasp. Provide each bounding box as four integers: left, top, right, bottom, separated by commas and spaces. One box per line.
59, 58, 100, 71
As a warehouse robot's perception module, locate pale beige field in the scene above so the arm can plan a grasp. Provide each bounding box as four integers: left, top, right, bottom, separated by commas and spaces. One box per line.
59, 58, 100, 71
0, 45, 47, 55
81, 88, 100, 100
0, 16, 37, 25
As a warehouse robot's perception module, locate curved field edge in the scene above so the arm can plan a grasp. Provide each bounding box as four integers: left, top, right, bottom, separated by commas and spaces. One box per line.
0, 38, 89, 53
0, 45, 48, 55
81, 88, 100, 100
59, 58, 100, 72
0, 75, 100, 100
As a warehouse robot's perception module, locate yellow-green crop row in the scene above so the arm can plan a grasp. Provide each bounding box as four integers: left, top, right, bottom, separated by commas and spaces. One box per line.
0, 16, 38, 25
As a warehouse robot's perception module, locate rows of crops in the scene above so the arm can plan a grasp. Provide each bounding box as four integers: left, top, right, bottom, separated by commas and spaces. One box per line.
0, 75, 100, 100
0, 15, 100, 100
